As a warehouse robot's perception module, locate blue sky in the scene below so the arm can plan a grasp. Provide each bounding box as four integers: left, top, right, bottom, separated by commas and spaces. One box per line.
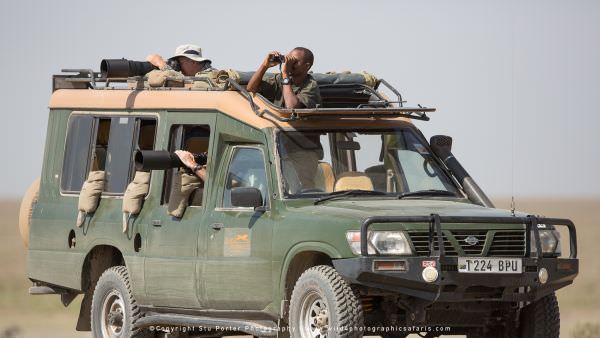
0, 0, 598, 197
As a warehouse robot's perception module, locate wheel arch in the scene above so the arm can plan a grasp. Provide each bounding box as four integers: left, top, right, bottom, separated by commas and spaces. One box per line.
76, 244, 125, 331
278, 242, 343, 318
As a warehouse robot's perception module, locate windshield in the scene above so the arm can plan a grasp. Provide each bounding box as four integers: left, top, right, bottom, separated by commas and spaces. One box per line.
277, 128, 460, 198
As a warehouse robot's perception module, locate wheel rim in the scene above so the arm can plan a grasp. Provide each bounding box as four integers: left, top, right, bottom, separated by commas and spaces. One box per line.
100, 289, 126, 338
299, 290, 329, 338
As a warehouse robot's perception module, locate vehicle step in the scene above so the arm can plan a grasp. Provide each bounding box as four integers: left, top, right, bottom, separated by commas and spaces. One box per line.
135, 313, 278, 336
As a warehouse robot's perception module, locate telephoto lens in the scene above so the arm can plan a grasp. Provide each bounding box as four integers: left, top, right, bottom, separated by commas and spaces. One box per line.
134, 150, 208, 171
100, 59, 157, 78
192, 152, 208, 166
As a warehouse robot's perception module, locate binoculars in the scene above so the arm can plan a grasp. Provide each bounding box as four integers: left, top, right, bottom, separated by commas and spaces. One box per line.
269, 55, 285, 64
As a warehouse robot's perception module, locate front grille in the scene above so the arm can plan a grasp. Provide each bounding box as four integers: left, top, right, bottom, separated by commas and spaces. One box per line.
453, 230, 487, 255
408, 229, 527, 257
489, 231, 527, 256
408, 231, 457, 255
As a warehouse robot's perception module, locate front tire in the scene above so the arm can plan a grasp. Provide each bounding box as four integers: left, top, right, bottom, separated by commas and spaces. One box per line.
91, 266, 149, 338
289, 265, 364, 338
519, 292, 560, 338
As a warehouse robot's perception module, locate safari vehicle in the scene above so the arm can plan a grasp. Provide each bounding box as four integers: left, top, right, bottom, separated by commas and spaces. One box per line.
19, 62, 578, 338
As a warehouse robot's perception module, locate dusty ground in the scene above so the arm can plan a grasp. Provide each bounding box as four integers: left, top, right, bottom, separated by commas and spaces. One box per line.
1, 197, 598, 338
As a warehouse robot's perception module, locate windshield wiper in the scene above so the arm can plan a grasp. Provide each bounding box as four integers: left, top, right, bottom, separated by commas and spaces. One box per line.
398, 189, 457, 199
314, 190, 387, 205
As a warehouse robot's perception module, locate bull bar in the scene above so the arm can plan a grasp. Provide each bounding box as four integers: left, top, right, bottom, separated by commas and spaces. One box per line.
333, 214, 578, 305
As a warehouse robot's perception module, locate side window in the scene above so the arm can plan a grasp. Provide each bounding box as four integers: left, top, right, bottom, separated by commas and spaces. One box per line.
137, 119, 157, 151
104, 117, 135, 193
223, 147, 268, 208
61, 114, 156, 194
162, 125, 211, 206
61, 115, 94, 192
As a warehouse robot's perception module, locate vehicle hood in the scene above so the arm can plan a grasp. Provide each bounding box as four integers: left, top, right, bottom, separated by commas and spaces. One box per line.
285, 198, 526, 222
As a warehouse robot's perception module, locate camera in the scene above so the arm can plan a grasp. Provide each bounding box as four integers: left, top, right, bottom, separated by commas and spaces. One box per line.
101, 59, 156, 78
134, 150, 208, 171
269, 54, 285, 64
167, 58, 181, 72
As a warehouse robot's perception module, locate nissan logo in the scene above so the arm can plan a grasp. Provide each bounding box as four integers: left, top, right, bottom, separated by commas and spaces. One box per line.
465, 236, 479, 246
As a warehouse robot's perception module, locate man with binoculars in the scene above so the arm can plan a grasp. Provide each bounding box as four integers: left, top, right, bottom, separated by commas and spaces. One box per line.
247, 47, 322, 109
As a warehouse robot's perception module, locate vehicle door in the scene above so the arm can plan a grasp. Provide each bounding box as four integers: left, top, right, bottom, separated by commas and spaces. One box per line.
144, 112, 215, 308
202, 141, 274, 310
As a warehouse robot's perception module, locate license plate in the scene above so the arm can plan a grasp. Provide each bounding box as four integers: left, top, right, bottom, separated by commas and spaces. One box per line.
458, 257, 522, 274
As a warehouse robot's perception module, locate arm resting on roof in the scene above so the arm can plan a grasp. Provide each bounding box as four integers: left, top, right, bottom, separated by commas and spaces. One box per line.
247, 64, 269, 93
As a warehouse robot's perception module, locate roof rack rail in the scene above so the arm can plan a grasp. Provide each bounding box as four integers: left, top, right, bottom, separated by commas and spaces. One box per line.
378, 79, 405, 107
226, 79, 434, 122
53, 68, 223, 92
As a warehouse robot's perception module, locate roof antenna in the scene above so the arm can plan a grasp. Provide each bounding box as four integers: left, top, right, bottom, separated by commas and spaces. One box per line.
510, 4, 516, 217
511, 196, 516, 216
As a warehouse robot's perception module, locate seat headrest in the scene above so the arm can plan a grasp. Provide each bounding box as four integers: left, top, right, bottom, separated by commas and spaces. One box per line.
334, 172, 374, 192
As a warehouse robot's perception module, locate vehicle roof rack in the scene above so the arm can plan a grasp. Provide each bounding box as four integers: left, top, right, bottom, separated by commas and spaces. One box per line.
52, 68, 435, 122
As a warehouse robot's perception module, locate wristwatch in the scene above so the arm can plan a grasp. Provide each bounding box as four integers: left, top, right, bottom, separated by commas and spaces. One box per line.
281, 77, 291, 85
192, 164, 203, 172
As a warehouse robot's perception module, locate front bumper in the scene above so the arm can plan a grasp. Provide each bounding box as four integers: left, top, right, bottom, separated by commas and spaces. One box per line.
333, 256, 578, 302
334, 214, 579, 303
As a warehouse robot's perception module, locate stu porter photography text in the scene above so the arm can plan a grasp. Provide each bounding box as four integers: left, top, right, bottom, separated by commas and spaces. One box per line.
148, 324, 453, 334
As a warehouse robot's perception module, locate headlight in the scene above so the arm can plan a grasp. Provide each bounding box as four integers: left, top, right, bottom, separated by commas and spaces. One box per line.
346, 231, 413, 255
532, 229, 561, 256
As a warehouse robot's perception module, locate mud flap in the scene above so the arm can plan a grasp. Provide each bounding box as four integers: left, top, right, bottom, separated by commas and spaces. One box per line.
76, 292, 92, 331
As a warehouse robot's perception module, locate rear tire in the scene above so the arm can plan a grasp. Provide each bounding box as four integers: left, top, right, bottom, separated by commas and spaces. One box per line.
519, 292, 560, 338
289, 265, 364, 338
91, 266, 150, 338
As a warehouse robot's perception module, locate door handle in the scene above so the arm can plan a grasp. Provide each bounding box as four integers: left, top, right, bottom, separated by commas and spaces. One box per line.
210, 223, 224, 231
152, 220, 162, 227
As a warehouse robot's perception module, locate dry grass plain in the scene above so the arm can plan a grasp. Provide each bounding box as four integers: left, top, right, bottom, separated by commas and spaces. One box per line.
0, 197, 598, 338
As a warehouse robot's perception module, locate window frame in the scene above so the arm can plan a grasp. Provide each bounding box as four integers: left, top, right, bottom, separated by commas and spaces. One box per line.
161, 124, 212, 207
59, 111, 159, 197
218, 145, 271, 211
60, 114, 95, 194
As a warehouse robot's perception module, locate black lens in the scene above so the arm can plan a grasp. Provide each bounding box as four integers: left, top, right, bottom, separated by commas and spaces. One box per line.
167, 59, 181, 72
193, 152, 208, 166
100, 59, 157, 78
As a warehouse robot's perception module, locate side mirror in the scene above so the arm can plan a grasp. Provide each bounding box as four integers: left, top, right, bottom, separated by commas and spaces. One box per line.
231, 187, 264, 209
430, 135, 453, 158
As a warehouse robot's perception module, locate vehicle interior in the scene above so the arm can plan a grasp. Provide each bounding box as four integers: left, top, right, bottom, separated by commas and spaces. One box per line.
277, 129, 459, 198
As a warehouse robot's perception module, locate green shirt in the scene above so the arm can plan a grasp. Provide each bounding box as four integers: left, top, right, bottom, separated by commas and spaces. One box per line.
260, 73, 322, 109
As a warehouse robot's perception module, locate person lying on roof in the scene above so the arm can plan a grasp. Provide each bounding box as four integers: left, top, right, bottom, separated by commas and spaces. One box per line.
247, 47, 322, 109
145, 44, 215, 87
146, 44, 214, 76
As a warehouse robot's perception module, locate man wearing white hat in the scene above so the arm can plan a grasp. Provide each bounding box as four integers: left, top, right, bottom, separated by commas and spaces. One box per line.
146, 44, 213, 76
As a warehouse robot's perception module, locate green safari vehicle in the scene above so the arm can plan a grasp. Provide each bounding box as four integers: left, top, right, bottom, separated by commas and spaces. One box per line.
19, 65, 578, 338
